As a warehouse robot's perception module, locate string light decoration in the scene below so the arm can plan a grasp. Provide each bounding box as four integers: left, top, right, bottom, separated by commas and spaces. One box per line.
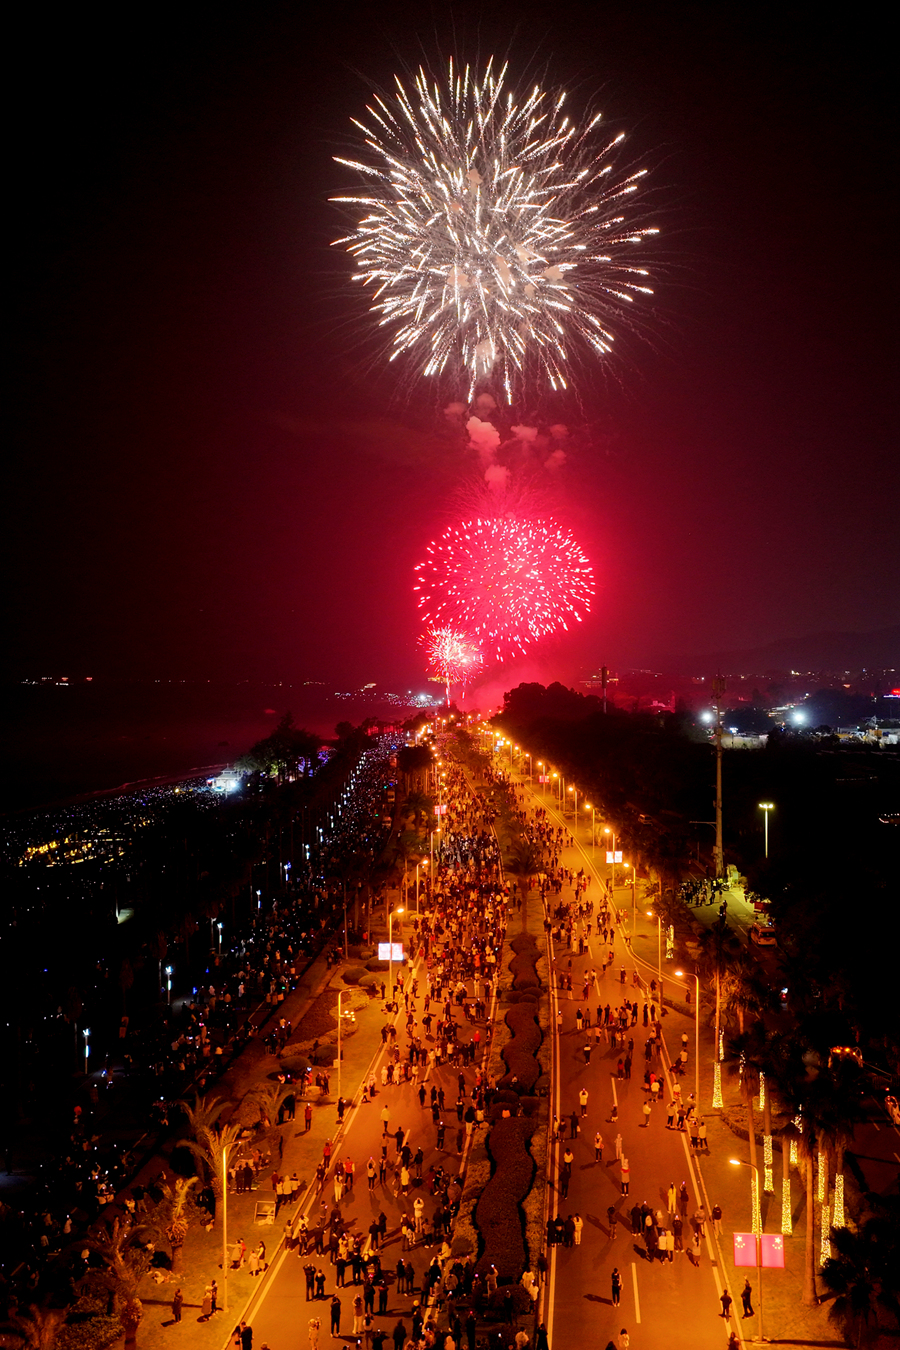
833, 1172, 845, 1228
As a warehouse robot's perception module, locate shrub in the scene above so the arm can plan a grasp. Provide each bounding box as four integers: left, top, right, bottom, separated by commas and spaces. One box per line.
341, 966, 367, 984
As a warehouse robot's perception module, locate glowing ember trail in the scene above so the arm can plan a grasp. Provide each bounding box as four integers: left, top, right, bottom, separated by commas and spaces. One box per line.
414, 516, 594, 662
331, 58, 657, 398
421, 626, 484, 702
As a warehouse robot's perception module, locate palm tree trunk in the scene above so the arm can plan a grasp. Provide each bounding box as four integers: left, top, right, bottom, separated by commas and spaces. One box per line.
803, 1151, 817, 1305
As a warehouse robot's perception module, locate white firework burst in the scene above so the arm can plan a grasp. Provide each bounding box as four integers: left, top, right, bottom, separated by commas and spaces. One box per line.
331, 57, 658, 399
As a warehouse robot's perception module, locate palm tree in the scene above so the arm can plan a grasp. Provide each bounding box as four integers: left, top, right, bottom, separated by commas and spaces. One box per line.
175, 1094, 242, 1205
404, 790, 433, 831
84, 1215, 152, 1348
0, 1304, 66, 1349
145, 1175, 197, 1275
504, 839, 542, 928
725, 1029, 763, 1210
249, 1081, 295, 1131
820, 1205, 900, 1348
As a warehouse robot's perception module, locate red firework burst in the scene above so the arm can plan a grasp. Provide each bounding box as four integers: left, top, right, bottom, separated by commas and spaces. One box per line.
421, 627, 484, 700
414, 516, 594, 662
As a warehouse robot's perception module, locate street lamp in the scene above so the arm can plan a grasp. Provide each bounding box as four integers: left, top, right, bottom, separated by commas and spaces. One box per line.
623, 862, 636, 931
568, 785, 579, 830
604, 827, 617, 898
415, 859, 428, 915
584, 804, 596, 853
337, 988, 344, 1099
165, 965, 173, 1005
388, 907, 405, 1003
674, 969, 701, 1108
729, 1158, 765, 1342
646, 911, 662, 988
256, 888, 262, 911
83, 1028, 90, 1075
758, 802, 774, 859
222, 1141, 231, 1313
216, 922, 223, 955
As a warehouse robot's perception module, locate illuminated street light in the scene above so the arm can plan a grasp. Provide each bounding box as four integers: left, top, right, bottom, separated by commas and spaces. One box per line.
758, 802, 774, 859
165, 965, 173, 1004
388, 907, 404, 1002
730, 1157, 766, 1343
646, 910, 662, 987
83, 1028, 90, 1075
674, 970, 701, 1107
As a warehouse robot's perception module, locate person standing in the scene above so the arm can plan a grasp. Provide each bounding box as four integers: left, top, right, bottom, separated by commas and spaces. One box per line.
594, 1132, 604, 1162
712, 1202, 723, 1236
330, 1295, 342, 1338
720, 1289, 733, 1319
621, 1158, 630, 1196
611, 1267, 623, 1306
641, 1102, 651, 1128
309, 1317, 321, 1350
579, 1088, 589, 1117
741, 1279, 755, 1318
171, 1289, 183, 1323
619, 1331, 630, 1350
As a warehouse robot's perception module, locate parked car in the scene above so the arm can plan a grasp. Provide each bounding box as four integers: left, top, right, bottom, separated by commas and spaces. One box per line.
750, 922, 777, 946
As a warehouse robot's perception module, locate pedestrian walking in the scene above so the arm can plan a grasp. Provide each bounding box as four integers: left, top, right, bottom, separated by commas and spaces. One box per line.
611, 1268, 622, 1306
330, 1295, 342, 1337
607, 1205, 618, 1237
621, 1158, 630, 1196
720, 1289, 733, 1320
741, 1279, 755, 1318
712, 1203, 723, 1237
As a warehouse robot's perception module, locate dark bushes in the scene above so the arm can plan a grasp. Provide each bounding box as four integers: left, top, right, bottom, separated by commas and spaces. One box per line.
474, 1117, 536, 1278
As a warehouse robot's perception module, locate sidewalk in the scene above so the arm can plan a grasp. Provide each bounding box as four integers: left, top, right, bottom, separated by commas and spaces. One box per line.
129, 938, 398, 1350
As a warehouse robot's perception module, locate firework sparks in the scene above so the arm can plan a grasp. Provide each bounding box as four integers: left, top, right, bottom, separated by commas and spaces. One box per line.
332, 58, 657, 399
422, 626, 484, 702
414, 516, 594, 662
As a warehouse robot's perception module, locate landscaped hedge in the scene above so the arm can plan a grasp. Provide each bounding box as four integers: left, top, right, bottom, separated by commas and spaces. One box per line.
498, 1002, 542, 1092
474, 1116, 536, 1278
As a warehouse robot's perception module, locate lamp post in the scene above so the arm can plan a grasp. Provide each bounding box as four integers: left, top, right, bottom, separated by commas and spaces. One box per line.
256, 888, 262, 912
568, 785, 579, 830
646, 911, 662, 988
165, 965, 173, 1005
758, 802, 774, 859
222, 1142, 231, 1313
415, 860, 426, 915
216, 922, 223, 955
83, 1028, 90, 1075
623, 862, 636, 931
604, 827, 617, 898
337, 989, 344, 1099
388, 907, 405, 1003
730, 1157, 765, 1342
674, 969, 701, 1108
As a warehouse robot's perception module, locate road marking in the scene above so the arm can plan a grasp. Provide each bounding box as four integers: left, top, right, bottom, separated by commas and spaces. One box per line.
631, 1263, 641, 1322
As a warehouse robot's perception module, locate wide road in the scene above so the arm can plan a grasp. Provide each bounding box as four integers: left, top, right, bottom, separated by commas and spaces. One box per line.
517, 773, 730, 1350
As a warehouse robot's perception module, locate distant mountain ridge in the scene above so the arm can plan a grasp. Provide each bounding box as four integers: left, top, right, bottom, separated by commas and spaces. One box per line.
649, 625, 900, 676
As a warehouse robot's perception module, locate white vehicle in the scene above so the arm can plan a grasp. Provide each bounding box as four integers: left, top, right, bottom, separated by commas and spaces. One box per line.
750, 922, 777, 946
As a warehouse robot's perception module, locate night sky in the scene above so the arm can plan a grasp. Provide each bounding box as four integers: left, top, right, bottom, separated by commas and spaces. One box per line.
9, 2, 898, 689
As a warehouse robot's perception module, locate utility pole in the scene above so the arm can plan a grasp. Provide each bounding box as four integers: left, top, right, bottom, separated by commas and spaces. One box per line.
711, 674, 726, 878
